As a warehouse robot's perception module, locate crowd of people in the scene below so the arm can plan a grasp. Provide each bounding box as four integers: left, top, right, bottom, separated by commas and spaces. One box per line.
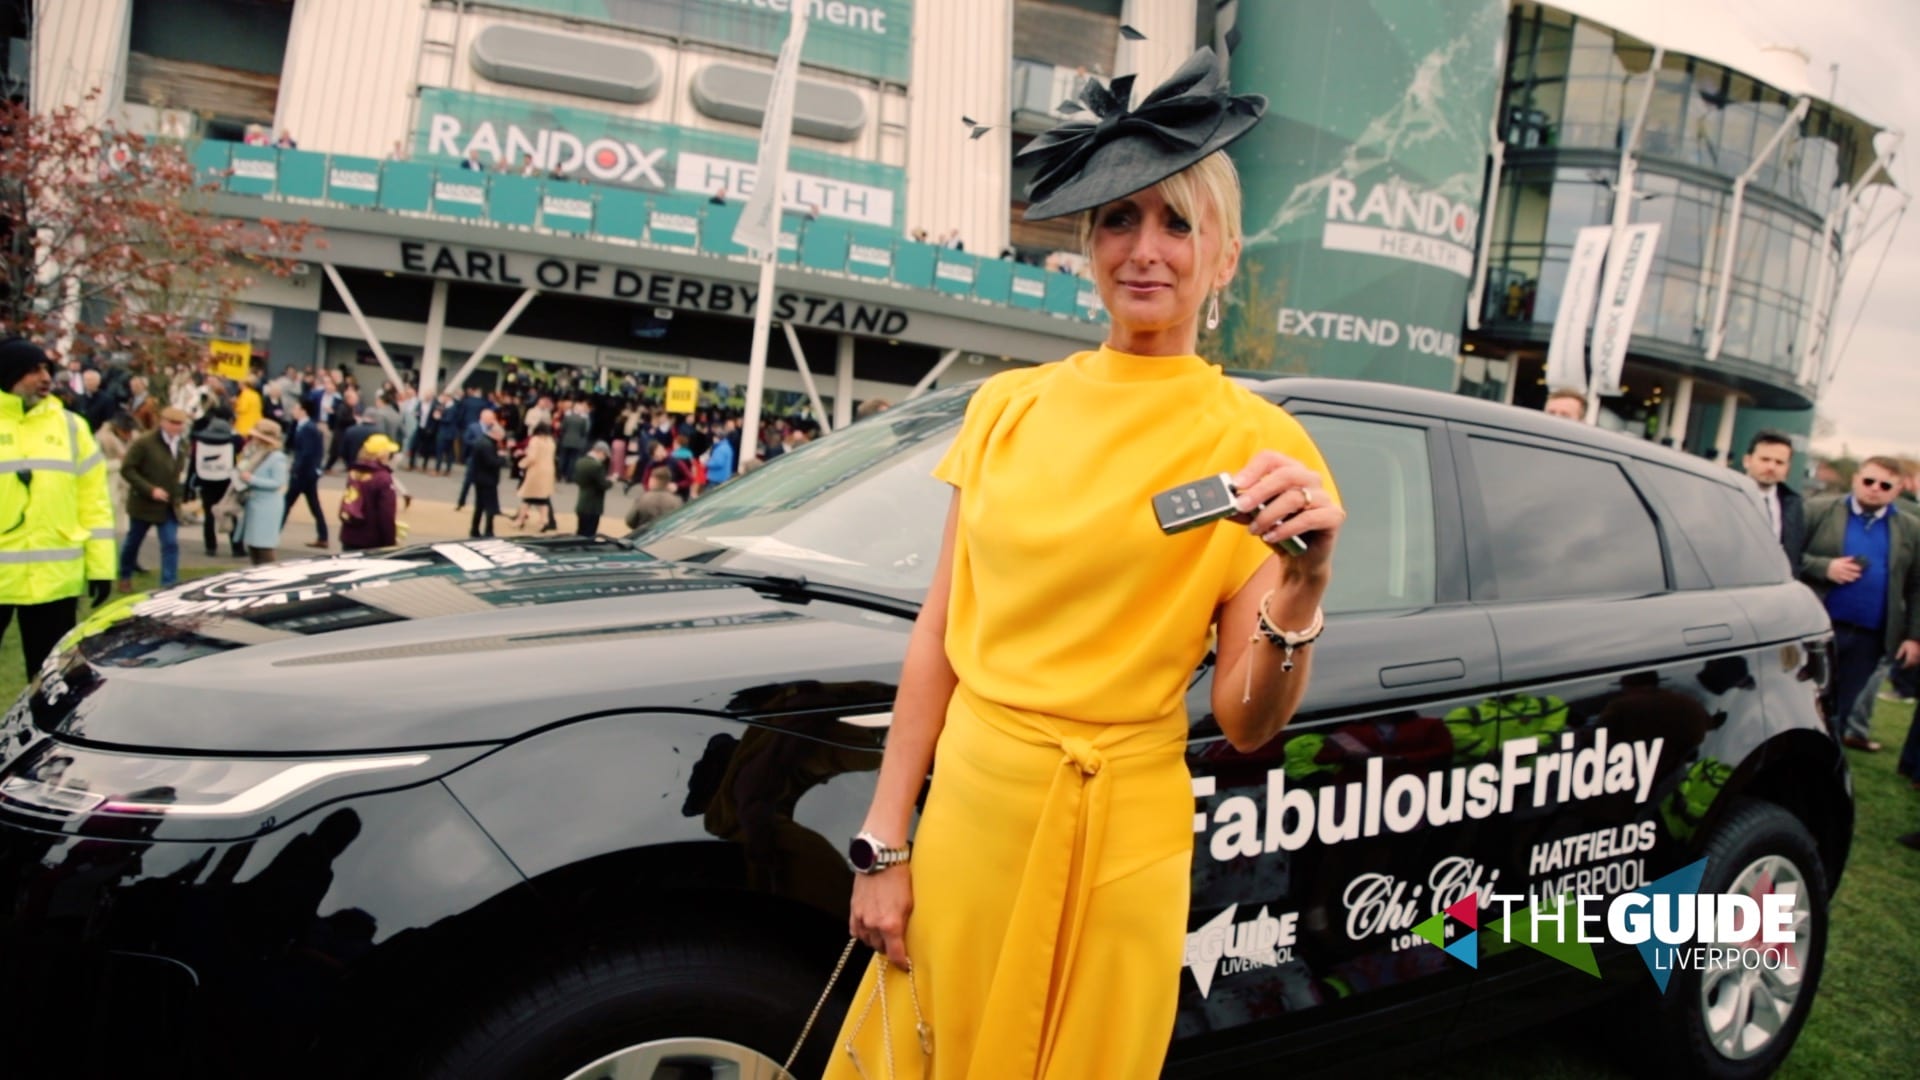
46, 352, 860, 566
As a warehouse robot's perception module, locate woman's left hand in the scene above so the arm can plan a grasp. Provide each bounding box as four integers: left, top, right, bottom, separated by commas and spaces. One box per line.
1229, 450, 1344, 575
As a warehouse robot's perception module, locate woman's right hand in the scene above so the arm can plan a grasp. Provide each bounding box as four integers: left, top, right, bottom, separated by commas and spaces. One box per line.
849, 866, 913, 968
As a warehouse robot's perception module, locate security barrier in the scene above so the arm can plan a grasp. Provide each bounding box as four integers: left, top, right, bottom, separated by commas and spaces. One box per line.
196, 141, 1103, 324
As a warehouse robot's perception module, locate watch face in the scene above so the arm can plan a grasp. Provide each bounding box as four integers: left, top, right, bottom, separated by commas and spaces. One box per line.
848, 836, 877, 872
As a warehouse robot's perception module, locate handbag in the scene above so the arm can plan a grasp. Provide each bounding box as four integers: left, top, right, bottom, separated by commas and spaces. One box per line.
782, 938, 930, 1080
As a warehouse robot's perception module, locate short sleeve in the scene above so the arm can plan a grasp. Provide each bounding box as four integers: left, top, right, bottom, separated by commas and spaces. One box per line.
1223, 401, 1343, 600
932, 373, 1009, 489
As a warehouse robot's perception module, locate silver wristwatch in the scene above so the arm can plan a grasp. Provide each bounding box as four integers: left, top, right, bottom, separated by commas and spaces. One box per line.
847, 831, 911, 874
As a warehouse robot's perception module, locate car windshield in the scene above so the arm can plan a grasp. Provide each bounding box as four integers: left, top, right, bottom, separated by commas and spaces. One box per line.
630, 388, 971, 603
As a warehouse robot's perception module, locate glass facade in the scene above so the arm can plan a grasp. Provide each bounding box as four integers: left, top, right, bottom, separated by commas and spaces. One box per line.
1481, 3, 1870, 388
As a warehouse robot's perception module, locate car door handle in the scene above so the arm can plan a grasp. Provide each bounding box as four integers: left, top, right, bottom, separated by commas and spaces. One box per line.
1684, 624, 1734, 646
1378, 659, 1467, 688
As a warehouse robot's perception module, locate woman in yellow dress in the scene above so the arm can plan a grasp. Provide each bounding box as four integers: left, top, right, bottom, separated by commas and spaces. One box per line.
824, 48, 1346, 1080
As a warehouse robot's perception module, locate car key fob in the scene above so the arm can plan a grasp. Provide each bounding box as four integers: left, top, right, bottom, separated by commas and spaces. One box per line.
1151, 473, 1310, 555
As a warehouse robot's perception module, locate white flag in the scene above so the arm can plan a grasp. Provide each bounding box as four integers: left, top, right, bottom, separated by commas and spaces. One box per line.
1543, 225, 1610, 392
1588, 222, 1662, 397
732, 7, 810, 256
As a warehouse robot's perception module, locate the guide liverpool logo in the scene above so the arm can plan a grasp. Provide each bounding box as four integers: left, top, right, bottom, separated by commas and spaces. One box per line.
1412, 859, 1800, 991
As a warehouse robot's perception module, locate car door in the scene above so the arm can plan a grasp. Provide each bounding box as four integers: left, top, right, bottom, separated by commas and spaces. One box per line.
1446, 425, 1766, 1029
1170, 402, 1510, 1074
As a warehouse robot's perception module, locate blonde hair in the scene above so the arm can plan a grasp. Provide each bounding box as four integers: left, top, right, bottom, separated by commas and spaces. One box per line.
1080, 151, 1245, 281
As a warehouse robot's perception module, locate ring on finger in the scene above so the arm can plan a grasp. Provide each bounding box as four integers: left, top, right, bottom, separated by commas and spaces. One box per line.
1300, 488, 1315, 510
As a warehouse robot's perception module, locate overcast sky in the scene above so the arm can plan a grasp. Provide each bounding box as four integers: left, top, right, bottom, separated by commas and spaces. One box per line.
1737, 0, 1918, 459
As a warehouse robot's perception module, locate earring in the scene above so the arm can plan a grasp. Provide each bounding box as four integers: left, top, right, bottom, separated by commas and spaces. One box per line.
1206, 290, 1221, 331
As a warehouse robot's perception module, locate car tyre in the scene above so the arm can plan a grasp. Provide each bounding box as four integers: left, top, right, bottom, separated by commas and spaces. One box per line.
1639, 799, 1828, 1080
417, 930, 844, 1080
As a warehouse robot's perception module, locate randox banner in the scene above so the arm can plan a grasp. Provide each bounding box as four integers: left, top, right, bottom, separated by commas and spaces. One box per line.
1588, 223, 1662, 397
1544, 225, 1612, 392
418, 88, 903, 229
1221, 0, 1507, 388
484, 0, 913, 83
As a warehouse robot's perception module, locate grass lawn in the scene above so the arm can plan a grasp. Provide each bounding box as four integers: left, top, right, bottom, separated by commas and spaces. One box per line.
1410, 699, 1920, 1077
0, 567, 224, 704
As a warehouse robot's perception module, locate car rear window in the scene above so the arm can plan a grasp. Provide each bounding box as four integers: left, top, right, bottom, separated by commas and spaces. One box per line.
1468, 436, 1666, 601
1637, 464, 1792, 587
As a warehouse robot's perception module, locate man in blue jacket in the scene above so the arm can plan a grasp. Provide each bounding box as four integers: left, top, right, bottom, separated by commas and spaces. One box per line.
281, 398, 330, 549
455, 403, 498, 512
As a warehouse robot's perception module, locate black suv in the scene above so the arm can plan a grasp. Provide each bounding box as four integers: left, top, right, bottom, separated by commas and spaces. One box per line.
0, 378, 1846, 1079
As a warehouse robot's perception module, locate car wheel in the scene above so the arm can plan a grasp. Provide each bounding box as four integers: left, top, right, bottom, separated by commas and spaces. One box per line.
418, 932, 842, 1080
1643, 799, 1828, 1079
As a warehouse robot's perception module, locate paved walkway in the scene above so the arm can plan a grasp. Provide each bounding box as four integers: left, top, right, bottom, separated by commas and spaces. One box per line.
139, 463, 621, 572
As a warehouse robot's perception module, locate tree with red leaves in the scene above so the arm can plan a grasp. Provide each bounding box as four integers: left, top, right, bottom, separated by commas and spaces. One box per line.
0, 93, 312, 372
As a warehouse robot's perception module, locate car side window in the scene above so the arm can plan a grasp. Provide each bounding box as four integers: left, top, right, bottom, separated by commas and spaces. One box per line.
1295, 414, 1437, 614
1637, 465, 1791, 588
1467, 436, 1665, 601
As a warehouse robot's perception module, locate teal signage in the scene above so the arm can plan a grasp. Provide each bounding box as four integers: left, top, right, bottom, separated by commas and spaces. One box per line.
488, 0, 913, 83
418, 88, 904, 230
1222, 0, 1506, 388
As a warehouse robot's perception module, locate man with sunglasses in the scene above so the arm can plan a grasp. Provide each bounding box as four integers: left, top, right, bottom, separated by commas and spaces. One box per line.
1801, 457, 1920, 751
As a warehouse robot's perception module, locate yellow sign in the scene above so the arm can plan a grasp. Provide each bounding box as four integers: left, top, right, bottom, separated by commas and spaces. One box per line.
209, 339, 252, 380
665, 376, 700, 414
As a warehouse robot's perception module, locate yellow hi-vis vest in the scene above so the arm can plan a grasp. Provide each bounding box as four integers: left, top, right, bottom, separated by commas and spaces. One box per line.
0, 391, 116, 604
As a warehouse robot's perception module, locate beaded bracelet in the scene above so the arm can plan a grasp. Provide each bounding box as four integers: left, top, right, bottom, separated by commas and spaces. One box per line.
1242, 590, 1325, 704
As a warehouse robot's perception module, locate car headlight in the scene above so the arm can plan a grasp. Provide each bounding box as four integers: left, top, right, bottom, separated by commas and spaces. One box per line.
0, 740, 484, 839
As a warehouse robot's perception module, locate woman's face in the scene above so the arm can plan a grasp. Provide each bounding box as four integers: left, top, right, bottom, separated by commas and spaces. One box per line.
1089, 185, 1237, 345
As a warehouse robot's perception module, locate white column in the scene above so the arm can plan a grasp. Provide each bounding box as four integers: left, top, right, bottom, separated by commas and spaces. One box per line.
906, 0, 1011, 255
418, 279, 449, 400
834, 335, 856, 429
31, 0, 131, 124
1713, 392, 1739, 466
1667, 375, 1694, 451
1117, 0, 1197, 90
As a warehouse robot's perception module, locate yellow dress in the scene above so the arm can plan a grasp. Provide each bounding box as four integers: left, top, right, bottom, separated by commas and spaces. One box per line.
823, 346, 1336, 1080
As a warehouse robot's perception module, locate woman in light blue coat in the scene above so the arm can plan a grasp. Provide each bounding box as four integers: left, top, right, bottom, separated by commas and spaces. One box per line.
233, 419, 290, 564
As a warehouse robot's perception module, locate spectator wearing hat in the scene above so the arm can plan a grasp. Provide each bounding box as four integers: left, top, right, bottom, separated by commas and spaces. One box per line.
119, 405, 192, 590
233, 419, 288, 564
189, 413, 243, 557
339, 434, 401, 552
573, 441, 613, 537
0, 338, 115, 680
468, 423, 506, 539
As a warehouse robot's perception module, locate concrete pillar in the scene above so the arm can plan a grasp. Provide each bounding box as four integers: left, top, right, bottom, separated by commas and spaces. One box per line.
32, 0, 131, 124
1667, 376, 1694, 452
1714, 391, 1740, 466
906, 0, 1010, 255
834, 335, 856, 430
419, 279, 449, 399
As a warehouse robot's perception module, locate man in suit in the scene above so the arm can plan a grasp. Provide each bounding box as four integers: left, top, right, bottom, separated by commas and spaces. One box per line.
282, 399, 330, 549
1742, 430, 1806, 569
1800, 456, 1920, 750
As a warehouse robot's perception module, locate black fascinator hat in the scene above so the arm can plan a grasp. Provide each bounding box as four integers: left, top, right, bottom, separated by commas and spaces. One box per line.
1016, 47, 1265, 222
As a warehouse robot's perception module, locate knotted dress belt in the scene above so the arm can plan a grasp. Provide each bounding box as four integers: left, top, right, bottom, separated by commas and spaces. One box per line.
952, 683, 1184, 1079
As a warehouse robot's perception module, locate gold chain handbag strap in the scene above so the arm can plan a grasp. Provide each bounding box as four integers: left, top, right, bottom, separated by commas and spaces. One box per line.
782, 937, 859, 1078
780, 938, 932, 1080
